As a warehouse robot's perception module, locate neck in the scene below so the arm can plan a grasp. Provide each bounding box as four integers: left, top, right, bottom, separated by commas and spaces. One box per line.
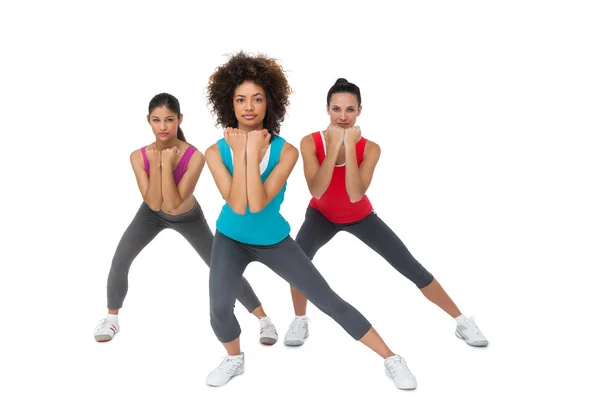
238, 122, 264, 132
154, 138, 180, 151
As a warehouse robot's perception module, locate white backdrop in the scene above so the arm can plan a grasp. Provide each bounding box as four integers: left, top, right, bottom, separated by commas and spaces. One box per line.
2, 1, 599, 399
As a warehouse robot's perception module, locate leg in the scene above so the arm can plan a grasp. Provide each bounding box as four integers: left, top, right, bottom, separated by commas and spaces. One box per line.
172, 202, 263, 316
206, 232, 251, 387
107, 204, 165, 311
343, 213, 460, 317
260, 238, 418, 390
344, 213, 488, 347
208, 232, 252, 352
260, 237, 395, 356
95, 204, 164, 342
291, 207, 339, 316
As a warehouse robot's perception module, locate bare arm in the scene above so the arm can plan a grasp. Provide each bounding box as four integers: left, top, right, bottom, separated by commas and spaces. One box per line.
345, 141, 381, 203
247, 142, 299, 213
130, 149, 162, 211
161, 150, 205, 211
205, 144, 248, 215
301, 135, 342, 199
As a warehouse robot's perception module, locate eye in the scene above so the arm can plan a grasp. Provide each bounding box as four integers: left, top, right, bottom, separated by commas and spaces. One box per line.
332, 107, 340, 112
236, 98, 244, 103
255, 98, 262, 103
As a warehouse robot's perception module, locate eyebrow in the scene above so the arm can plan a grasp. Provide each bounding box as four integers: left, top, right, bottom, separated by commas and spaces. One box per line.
235, 93, 264, 97
331, 104, 355, 108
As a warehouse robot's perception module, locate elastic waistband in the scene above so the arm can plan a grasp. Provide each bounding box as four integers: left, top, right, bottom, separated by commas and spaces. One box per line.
153, 198, 203, 222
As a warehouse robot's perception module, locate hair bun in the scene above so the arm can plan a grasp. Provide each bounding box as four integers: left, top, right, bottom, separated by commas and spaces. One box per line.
335, 78, 348, 85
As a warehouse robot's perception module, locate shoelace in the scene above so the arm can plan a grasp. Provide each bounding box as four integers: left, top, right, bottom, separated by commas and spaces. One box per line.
94, 319, 111, 332
218, 357, 243, 375
386, 357, 408, 377
464, 317, 482, 335
261, 322, 277, 337
289, 317, 309, 334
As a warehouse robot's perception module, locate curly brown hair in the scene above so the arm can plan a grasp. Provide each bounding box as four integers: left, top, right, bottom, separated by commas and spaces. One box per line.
207, 51, 292, 135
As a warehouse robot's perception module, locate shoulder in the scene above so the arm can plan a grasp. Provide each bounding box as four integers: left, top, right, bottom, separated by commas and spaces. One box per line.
282, 141, 299, 157
188, 147, 205, 165
300, 133, 317, 151
205, 143, 220, 158
364, 139, 381, 157
130, 146, 144, 165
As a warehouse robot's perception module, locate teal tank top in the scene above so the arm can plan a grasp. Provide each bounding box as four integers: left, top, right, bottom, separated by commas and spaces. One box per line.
215, 135, 291, 245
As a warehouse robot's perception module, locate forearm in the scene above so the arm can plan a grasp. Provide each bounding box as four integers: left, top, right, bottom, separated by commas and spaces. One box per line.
161, 168, 183, 211
228, 152, 248, 214
345, 146, 366, 203
144, 164, 163, 210
308, 148, 339, 199
246, 151, 268, 213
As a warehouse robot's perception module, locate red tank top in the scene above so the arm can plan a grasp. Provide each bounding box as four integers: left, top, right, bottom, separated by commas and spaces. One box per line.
308, 131, 373, 223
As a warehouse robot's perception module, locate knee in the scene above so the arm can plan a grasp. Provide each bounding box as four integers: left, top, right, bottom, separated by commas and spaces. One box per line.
210, 299, 234, 323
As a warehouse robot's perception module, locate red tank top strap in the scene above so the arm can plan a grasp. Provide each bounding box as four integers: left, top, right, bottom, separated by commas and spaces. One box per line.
312, 131, 325, 164
356, 137, 367, 165
141, 146, 149, 174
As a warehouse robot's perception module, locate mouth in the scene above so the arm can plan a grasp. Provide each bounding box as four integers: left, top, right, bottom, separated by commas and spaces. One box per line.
338, 122, 349, 127
243, 115, 257, 120
159, 132, 169, 137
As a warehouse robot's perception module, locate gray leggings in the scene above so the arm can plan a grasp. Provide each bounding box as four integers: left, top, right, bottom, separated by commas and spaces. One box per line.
106, 200, 262, 312
296, 207, 434, 289
209, 231, 373, 343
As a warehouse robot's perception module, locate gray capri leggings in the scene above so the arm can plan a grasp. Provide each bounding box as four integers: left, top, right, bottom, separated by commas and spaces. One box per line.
296, 207, 435, 289
106, 199, 262, 312
209, 231, 373, 343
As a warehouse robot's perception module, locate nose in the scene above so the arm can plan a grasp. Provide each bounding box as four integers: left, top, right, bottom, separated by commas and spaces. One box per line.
160, 121, 167, 131
245, 101, 254, 111
339, 111, 347, 121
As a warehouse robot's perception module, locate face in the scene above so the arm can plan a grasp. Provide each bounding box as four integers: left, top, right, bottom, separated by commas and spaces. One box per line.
327, 93, 361, 128
148, 106, 182, 141
233, 80, 267, 131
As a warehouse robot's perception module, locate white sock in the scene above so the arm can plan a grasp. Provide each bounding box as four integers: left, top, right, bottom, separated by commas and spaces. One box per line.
259, 316, 271, 323
455, 314, 468, 325
295, 315, 308, 320
107, 314, 118, 323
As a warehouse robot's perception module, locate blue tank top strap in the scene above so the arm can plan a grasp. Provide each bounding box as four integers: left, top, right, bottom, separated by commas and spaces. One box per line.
267, 135, 285, 170
216, 138, 233, 174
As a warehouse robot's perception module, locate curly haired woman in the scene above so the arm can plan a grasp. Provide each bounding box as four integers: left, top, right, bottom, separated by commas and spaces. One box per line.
203, 52, 418, 391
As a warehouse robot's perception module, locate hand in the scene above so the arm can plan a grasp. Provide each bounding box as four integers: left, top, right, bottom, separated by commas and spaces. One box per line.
146, 145, 161, 166
247, 129, 271, 154
161, 146, 179, 168
224, 127, 248, 154
344, 126, 361, 146
324, 124, 345, 147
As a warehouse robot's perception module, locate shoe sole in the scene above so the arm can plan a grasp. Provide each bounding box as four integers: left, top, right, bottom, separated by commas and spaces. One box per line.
95, 334, 114, 342
284, 332, 309, 347
259, 337, 277, 345
385, 369, 417, 390
455, 330, 488, 347
206, 368, 245, 387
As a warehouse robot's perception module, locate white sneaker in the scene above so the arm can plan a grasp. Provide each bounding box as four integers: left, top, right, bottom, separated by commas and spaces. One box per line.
384, 355, 417, 390
94, 318, 120, 342
283, 316, 309, 346
259, 317, 278, 345
206, 353, 245, 387
455, 316, 488, 347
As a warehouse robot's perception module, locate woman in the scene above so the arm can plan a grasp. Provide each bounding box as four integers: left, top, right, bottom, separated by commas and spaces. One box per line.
93, 93, 278, 345
203, 52, 417, 390
283, 78, 488, 349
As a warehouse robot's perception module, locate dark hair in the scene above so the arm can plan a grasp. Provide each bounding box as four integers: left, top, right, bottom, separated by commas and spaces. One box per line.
148, 93, 186, 142
207, 51, 292, 137
327, 78, 361, 106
